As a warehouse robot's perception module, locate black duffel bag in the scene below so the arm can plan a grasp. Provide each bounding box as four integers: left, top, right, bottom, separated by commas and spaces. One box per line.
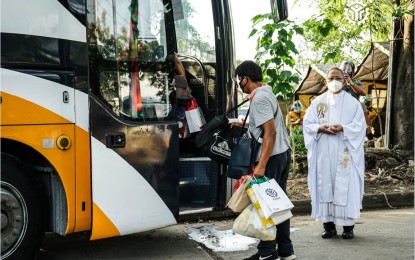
205, 124, 246, 164
195, 99, 249, 164
195, 114, 229, 149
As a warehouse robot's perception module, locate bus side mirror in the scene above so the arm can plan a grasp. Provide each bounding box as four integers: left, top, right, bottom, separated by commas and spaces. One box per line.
271, 0, 288, 23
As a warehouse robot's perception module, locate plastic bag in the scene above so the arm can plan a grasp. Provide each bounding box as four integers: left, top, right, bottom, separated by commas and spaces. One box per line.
232, 204, 276, 241
185, 98, 206, 133
177, 107, 190, 139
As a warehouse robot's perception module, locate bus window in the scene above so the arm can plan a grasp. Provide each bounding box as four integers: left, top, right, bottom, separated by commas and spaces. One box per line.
99, 70, 170, 120
173, 0, 217, 117
174, 0, 215, 62
90, 0, 174, 121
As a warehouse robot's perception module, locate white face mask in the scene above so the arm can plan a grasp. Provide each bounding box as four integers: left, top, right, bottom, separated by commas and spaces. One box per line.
327, 80, 343, 92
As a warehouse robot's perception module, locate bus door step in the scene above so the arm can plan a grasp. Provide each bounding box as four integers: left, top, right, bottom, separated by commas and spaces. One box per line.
179, 157, 218, 208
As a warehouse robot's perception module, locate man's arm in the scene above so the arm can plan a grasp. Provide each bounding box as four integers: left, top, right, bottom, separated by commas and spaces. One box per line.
253, 119, 276, 178
173, 54, 186, 77
349, 82, 366, 96
345, 76, 366, 96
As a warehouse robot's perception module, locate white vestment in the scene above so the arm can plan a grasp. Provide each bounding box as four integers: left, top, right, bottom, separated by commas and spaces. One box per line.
303, 91, 366, 225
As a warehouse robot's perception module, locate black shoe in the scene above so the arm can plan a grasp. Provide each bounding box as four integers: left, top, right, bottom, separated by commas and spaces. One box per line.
342, 225, 355, 239
342, 230, 354, 239
321, 228, 337, 238
278, 253, 297, 260
321, 222, 337, 239
243, 251, 278, 260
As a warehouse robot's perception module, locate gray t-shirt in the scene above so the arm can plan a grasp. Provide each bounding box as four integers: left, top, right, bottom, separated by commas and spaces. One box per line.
248, 85, 291, 162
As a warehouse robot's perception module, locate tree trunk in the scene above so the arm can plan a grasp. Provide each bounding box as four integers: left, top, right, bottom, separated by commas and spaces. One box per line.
389, 0, 414, 151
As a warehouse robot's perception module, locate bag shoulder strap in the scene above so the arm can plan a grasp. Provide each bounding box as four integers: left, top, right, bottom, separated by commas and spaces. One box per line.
230, 99, 279, 139
237, 105, 251, 137
225, 99, 250, 115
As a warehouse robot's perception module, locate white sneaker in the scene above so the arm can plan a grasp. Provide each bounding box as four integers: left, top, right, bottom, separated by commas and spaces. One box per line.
278, 254, 296, 260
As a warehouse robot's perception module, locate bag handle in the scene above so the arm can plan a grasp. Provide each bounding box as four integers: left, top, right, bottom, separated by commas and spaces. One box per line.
234, 106, 251, 138
225, 99, 250, 115
252, 176, 270, 185
241, 106, 250, 129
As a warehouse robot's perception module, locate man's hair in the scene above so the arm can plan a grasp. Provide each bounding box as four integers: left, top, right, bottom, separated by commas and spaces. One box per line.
235, 60, 263, 82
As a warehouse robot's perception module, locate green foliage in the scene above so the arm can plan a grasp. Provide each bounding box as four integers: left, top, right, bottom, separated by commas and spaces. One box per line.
392, 6, 415, 17
289, 127, 307, 157
250, 14, 303, 100
299, 0, 412, 64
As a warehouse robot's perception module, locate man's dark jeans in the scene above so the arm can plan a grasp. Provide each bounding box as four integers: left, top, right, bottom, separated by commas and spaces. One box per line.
256, 149, 293, 256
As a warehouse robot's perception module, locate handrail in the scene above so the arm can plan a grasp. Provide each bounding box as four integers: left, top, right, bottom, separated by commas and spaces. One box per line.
176, 53, 209, 106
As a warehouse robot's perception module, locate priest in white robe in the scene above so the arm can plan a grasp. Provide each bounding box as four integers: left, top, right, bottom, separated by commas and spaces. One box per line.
303, 67, 366, 240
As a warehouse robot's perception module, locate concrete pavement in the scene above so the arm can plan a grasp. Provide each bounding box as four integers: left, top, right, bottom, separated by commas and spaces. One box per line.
38, 208, 414, 260
211, 208, 414, 260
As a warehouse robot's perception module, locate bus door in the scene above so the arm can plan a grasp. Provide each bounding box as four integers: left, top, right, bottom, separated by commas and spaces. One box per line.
172, 0, 235, 214
173, 0, 290, 215
86, 0, 180, 240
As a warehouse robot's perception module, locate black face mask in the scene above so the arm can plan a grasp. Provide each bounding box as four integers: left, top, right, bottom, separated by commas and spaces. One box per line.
239, 77, 248, 91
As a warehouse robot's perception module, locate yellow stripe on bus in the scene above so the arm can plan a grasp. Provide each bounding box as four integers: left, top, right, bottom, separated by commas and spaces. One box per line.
1, 124, 77, 233
0, 92, 71, 125
91, 203, 121, 240
74, 125, 92, 232
1, 92, 93, 234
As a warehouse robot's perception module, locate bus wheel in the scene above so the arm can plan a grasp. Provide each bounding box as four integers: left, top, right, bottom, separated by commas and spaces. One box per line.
1, 154, 46, 260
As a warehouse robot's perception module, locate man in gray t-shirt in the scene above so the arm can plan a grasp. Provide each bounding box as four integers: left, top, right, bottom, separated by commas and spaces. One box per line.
235, 61, 295, 260
249, 86, 291, 162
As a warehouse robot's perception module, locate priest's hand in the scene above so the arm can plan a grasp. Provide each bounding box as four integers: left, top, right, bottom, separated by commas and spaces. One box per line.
330, 124, 343, 134
318, 124, 336, 135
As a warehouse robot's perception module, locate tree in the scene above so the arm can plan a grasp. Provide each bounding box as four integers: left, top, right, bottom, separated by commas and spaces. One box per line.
250, 15, 303, 100
300, 0, 397, 64
250, 15, 305, 174
387, 0, 414, 151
